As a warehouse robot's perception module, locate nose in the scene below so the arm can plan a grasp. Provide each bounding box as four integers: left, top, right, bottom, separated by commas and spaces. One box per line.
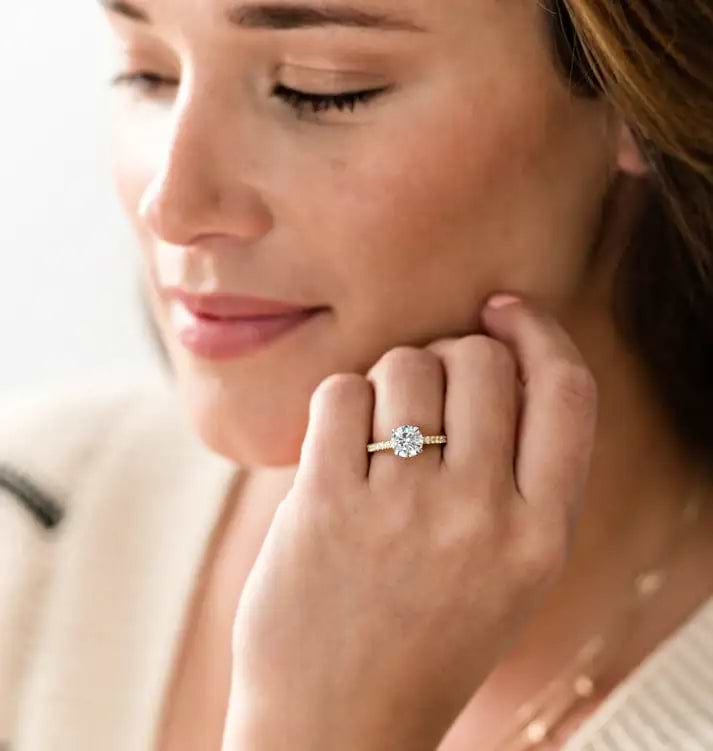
138, 92, 273, 248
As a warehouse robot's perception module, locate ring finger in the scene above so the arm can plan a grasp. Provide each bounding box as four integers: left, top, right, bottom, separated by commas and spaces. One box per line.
366, 346, 446, 488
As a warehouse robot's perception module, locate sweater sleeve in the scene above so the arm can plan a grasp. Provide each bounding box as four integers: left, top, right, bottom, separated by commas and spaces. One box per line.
0, 374, 171, 743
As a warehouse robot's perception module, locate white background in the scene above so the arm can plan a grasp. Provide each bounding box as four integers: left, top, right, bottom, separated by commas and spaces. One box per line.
0, 3, 162, 397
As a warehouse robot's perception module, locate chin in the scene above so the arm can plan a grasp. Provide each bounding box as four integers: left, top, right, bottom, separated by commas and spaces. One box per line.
194, 411, 305, 468
162, 325, 341, 469
223, 437, 304, 469
175, 379, 307, 468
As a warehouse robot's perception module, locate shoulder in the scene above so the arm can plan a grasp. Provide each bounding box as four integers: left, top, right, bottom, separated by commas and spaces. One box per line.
0, 373, 183, 736
1, 373, 238, 746
0, 373, 178, 529
565, 594, 713, 747
0, 372, 185, 614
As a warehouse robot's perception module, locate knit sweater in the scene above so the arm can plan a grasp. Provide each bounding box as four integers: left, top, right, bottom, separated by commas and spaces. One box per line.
0, 376, 711, 751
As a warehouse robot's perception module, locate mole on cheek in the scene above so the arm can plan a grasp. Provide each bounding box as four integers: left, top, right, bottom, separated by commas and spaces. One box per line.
329, 158, 348, 174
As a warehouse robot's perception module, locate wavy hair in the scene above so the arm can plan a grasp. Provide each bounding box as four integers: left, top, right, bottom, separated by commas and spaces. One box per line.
546, 0, 713, 471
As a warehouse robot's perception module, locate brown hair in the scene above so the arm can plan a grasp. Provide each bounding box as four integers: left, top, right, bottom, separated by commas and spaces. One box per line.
547, 0, 713, 471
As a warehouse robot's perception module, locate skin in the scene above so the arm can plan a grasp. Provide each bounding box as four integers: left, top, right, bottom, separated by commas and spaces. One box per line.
101, 0, 713, 747
221, 300, 603, 750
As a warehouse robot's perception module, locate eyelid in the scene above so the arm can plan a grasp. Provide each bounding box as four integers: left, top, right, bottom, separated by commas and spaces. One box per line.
109, 35, 180, 77
276, 63, 389, 91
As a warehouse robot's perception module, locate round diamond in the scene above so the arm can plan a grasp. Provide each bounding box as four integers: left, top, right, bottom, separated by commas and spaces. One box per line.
392, 425, 425, 458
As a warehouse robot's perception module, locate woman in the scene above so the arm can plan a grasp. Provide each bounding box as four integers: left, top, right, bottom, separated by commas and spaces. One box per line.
1, 0, 712, 748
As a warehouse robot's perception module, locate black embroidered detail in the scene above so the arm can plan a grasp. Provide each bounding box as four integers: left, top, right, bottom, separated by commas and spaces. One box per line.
0, 462, 64, 530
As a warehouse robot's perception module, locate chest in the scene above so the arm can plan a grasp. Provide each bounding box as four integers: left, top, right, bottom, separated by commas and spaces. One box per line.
155, 477, 285, 751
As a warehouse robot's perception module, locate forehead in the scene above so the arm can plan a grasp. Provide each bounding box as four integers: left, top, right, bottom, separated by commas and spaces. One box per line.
99, 0, 519, 34
100, 0, 552, 77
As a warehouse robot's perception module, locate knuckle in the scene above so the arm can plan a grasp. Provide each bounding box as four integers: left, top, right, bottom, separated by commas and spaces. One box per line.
313, 372, 369, 405
433, 509, 492, 552
465, 336, 516, 373
371, 346, 441, 378
451, 336, 518, 383
547, 362, 598, 411
516, 529, 569, 591
469, 503, 502, 546
426, 337, 460, 356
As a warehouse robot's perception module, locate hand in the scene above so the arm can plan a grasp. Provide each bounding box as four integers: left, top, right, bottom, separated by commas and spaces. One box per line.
221, 294, 598, 751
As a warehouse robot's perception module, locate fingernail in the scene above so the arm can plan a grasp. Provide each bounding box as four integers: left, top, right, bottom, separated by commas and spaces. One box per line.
487, 294, 521, 310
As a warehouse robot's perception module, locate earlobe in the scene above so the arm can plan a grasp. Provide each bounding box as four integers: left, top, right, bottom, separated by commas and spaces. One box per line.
615, 122, 651, 177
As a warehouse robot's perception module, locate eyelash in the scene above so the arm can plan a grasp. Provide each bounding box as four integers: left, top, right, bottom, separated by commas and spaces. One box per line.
272, 83, 387, 114
110, 72, 388, 115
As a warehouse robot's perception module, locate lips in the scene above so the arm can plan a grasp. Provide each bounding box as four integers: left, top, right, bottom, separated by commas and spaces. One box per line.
168, 298, 326, 360
167, 289, 323, 319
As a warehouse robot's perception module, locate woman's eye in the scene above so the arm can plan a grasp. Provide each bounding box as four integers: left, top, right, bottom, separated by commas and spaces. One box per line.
110, 71, 177, 95
272, 83, 390, 116
109, 72, 390, 117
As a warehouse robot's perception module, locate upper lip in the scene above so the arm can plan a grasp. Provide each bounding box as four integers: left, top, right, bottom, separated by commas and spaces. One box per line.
167, 288, 325, 318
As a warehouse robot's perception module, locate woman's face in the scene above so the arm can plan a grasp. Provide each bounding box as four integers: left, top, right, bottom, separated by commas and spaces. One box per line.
104, 0, 621, 466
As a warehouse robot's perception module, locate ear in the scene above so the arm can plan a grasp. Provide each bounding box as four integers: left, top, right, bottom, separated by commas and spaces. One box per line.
615, 121, 650, 177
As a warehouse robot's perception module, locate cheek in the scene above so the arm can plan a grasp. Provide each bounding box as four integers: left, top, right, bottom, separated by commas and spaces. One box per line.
297, 76, 610, 345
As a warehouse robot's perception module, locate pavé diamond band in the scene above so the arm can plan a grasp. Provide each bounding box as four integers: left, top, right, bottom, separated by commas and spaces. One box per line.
367, 424, 447, 459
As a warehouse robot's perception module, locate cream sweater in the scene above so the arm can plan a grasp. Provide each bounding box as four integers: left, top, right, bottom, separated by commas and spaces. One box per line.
1, 376, 711, 751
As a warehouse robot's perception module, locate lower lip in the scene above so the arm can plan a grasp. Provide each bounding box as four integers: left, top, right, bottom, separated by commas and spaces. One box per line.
170, 300, 324, 360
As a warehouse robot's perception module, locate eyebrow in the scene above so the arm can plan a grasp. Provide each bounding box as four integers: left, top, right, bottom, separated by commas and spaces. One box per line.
98, 1, 428, 33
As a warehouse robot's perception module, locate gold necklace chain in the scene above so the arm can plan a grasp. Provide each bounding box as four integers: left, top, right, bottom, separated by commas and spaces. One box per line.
492, 471, 708, 751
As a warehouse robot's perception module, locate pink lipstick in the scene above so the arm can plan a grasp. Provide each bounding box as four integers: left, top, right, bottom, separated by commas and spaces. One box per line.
166, 290, 328, 360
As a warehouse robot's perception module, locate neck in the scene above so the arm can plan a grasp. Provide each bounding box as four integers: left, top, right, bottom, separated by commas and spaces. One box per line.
456, 298, 713, 744
443, 175, 713, 747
